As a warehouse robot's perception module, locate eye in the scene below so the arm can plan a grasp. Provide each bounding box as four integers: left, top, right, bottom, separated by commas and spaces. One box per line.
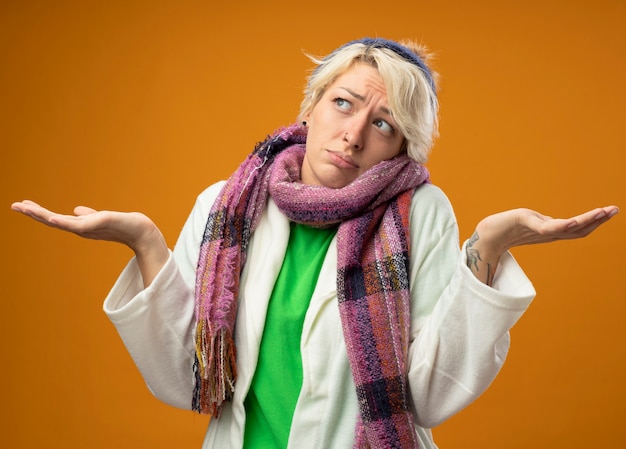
334, 97, 352, 111
373, 118, 394, 133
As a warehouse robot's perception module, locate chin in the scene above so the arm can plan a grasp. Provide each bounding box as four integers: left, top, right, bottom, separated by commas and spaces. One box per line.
322, 178, 354, 189
306, 164, 358, 189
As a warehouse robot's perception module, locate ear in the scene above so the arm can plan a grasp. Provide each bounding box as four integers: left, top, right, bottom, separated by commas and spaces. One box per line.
401, 138, 408, 153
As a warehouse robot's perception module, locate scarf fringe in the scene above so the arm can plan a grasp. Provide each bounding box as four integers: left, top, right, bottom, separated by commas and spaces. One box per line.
192, 323, 237, 416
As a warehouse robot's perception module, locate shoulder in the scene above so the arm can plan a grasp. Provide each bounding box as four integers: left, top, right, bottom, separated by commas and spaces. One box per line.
187, 180, 227, 217
409, 183, 457, 233
197, 180, 227, 205
176, 180, 227, 248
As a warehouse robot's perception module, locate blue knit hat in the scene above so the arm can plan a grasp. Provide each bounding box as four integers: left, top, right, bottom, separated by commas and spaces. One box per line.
328, 37, 436, 94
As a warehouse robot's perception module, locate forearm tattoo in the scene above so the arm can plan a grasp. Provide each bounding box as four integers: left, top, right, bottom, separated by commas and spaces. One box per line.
466, 231, 495, 286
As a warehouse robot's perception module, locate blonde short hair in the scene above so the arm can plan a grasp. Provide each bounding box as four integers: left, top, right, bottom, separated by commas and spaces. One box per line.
299, 38, 439, 163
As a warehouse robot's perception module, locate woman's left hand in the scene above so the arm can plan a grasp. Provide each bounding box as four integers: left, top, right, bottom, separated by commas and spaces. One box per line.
466, 205, 619, 285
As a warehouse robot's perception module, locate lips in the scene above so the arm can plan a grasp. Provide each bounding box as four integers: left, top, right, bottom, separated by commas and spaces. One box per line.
327, 150, 359, 169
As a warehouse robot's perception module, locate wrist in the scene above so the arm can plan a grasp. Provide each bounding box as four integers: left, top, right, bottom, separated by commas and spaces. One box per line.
128, 216, 169, 287
465, 230, 504, 286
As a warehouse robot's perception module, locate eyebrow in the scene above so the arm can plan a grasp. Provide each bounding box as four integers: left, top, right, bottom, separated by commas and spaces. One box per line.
339, 87, 392, 116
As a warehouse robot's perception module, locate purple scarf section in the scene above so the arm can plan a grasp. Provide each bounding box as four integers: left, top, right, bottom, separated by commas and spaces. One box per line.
193, 123, 430, 448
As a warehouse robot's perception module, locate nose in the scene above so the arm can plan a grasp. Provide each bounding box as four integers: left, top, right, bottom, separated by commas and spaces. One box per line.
344, 117, 367, 150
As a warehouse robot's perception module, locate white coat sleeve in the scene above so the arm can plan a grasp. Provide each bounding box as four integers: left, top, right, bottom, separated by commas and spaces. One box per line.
103, 181, 226, 409
406, 184, 535, 428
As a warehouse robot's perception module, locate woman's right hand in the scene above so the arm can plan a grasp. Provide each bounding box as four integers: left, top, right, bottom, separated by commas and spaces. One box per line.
11, 200, 169, 287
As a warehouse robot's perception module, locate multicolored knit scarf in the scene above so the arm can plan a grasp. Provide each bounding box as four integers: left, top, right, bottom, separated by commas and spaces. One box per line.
193, 123, 430, 448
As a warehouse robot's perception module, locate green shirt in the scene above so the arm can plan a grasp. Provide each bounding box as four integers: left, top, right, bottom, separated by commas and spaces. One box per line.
243, 222, 337, 449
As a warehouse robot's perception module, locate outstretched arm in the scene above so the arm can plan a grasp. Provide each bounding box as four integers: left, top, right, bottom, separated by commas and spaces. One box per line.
11, 200, 168, 287
466, 205, 619, 285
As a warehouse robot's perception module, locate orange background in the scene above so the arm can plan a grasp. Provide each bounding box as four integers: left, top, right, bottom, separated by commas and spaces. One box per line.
2, 1, 625, 448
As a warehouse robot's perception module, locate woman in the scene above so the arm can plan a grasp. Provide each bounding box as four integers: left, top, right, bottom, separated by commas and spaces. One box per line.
11, 38, 618, 448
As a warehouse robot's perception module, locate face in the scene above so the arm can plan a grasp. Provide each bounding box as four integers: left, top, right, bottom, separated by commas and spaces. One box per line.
301, 63, 405, 189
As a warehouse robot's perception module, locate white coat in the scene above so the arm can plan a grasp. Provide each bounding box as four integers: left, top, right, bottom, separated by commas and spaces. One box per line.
103, 181, 535, 448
